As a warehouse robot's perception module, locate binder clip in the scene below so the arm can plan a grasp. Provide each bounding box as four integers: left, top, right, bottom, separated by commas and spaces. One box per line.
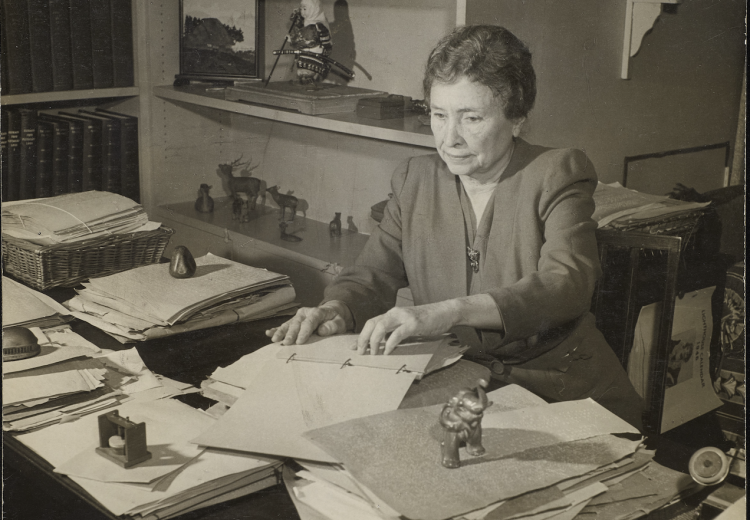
96, 410, 152, 468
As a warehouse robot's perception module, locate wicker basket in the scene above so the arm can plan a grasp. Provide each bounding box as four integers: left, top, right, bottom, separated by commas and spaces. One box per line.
2, 226, 173, 291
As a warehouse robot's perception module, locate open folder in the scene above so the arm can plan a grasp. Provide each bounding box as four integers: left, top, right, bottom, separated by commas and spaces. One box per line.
193, 335, 467, 461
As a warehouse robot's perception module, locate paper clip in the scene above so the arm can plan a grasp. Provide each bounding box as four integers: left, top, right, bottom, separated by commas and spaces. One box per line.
396, 364, 409, 374
340, 359, 353, 369
286, 353, 297, 363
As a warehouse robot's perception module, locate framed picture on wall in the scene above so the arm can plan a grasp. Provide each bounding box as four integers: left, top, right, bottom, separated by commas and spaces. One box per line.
175, 0, 265, 85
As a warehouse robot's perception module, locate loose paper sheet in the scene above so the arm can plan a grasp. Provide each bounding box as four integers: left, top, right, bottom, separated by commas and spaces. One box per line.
276, 334, 457, 374
2, 345, 94, 375
4, 370, 101, 405
87, 253, 288, 324
53, 400, 211, 484
304, 388, 641, 520
192, 355, 416, 462
210, 343, 284, 389
2, 276, 71, 327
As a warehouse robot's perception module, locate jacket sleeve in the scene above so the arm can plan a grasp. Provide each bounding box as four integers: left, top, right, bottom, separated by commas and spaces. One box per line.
486, 149, 601, 345
321, 160, 411, 331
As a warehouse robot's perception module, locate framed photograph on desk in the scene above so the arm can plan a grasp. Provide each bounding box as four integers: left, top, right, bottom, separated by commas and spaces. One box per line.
175, 0, 265, 85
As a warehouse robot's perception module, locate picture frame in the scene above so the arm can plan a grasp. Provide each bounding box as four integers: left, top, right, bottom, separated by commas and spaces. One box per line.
175, 0, 265, 85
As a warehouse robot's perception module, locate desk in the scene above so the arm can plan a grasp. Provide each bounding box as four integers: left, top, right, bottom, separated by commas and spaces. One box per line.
3, 290, 302, 520
3, 288, 736, 520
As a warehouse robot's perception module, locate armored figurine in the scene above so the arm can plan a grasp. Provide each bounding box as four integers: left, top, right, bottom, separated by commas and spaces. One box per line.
439, 379, 492, 468
287, 0, 332, 84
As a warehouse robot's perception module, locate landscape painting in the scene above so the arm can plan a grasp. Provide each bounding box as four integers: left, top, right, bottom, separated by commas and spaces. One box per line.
179, 0, 264, 81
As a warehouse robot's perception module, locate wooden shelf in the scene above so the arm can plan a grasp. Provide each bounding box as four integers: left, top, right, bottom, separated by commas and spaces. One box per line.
153, 85, 436, 148
155, 197, 371, 272
1, 87, 140, 106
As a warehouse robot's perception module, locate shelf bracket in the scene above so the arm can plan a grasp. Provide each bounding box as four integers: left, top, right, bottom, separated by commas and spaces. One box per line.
621, 0, 682, 79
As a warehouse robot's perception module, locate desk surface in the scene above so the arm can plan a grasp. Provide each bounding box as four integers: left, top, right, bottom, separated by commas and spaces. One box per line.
3, 285, 301, 520
3, 287, 737, 520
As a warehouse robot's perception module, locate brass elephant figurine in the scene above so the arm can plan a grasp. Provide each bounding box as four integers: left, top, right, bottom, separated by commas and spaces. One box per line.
439, 379, 492, 469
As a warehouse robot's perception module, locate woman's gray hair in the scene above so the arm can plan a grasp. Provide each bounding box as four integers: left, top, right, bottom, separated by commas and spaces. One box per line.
423, 25, 536, 120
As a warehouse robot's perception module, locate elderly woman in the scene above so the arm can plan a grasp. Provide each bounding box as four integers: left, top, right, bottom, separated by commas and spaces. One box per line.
267, 25, 644, 429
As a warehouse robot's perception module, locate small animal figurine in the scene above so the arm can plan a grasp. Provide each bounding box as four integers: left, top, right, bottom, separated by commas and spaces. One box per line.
267, 186, 299, 221
329, 212, 342, 236
287, 0, 332, 85
194, 184, 214, 213
279, 221, 302, 242
232, 197, 244, 221
346, 216, 358, 233
439, 379, 492, 469
217, 155, 263, 211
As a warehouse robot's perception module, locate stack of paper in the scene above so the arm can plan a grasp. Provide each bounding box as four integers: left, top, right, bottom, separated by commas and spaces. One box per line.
593, 182, 710, 232
3, 347, 196, 432
2, 276, 73, 329
18, 399, 283, 520
64, 253, 298, 342
283, 385, 697, 520
1, 191, 151, 245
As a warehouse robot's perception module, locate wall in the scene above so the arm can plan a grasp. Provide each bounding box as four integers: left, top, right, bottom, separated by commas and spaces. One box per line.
141, 0, 456, 233
466, 0, 746, 188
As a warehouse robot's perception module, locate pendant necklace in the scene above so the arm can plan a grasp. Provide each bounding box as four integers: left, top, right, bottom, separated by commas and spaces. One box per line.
456, 178, 482, 274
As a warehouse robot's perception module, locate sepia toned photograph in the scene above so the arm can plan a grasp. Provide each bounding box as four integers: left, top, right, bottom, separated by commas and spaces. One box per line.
1, 1, 746, 519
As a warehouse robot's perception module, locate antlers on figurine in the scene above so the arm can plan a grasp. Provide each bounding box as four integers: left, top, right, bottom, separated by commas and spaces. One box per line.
439, 378, 492, 469
217, 155, 263, 212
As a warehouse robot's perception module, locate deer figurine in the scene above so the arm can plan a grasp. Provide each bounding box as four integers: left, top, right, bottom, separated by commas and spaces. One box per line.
217, 155, 263, 211
267, 186, 299, 221
194, 184, 214, 213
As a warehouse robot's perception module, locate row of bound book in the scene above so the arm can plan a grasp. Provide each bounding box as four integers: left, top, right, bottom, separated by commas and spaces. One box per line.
1, 108, 139, 202
1, 0, 134, 95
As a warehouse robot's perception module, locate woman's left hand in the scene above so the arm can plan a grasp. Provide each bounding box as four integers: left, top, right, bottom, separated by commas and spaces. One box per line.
354, 301, 458, 356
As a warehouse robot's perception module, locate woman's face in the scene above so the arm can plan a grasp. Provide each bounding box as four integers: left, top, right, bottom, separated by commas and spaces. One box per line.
430, 77, 522, 180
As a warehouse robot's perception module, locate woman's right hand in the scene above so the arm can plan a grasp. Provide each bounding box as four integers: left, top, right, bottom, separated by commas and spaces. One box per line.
265, 301, 353, 345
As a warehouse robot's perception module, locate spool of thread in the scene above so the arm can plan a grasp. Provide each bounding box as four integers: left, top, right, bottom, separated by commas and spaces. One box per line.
108, 435, 126, 456
688, 447, 730, 486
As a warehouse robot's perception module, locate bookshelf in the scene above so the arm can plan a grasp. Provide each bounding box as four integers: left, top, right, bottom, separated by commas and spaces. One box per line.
1, 1, 143, 203
1, 87, 140, 106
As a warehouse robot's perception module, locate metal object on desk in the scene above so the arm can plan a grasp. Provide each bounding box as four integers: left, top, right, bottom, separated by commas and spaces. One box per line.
2, 326, 41, 362
439, 378, 492, 469
169, 246, 197, 279
689, 446, 731, 486
96, 410, 152, 468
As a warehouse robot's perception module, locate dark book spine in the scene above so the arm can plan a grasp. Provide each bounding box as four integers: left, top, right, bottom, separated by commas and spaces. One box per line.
99, 118, 121, 193
19, 109, 38, 199
49, 0, 74, 91
110, 0, 133, 87
28, 0, 55, 93
117, 118, 138, 201
69, 0, 94, 89
64, 119, 84, 192
1, 110, 8, 202
95, 108, 138, 201
50, 120, 70, 194
1, 4, 10, 95
2, 0, 34, 94
36, 121, 55, 197
78, 117, 103, 190
89, 0, 114, 88
5, 110, 23, 200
